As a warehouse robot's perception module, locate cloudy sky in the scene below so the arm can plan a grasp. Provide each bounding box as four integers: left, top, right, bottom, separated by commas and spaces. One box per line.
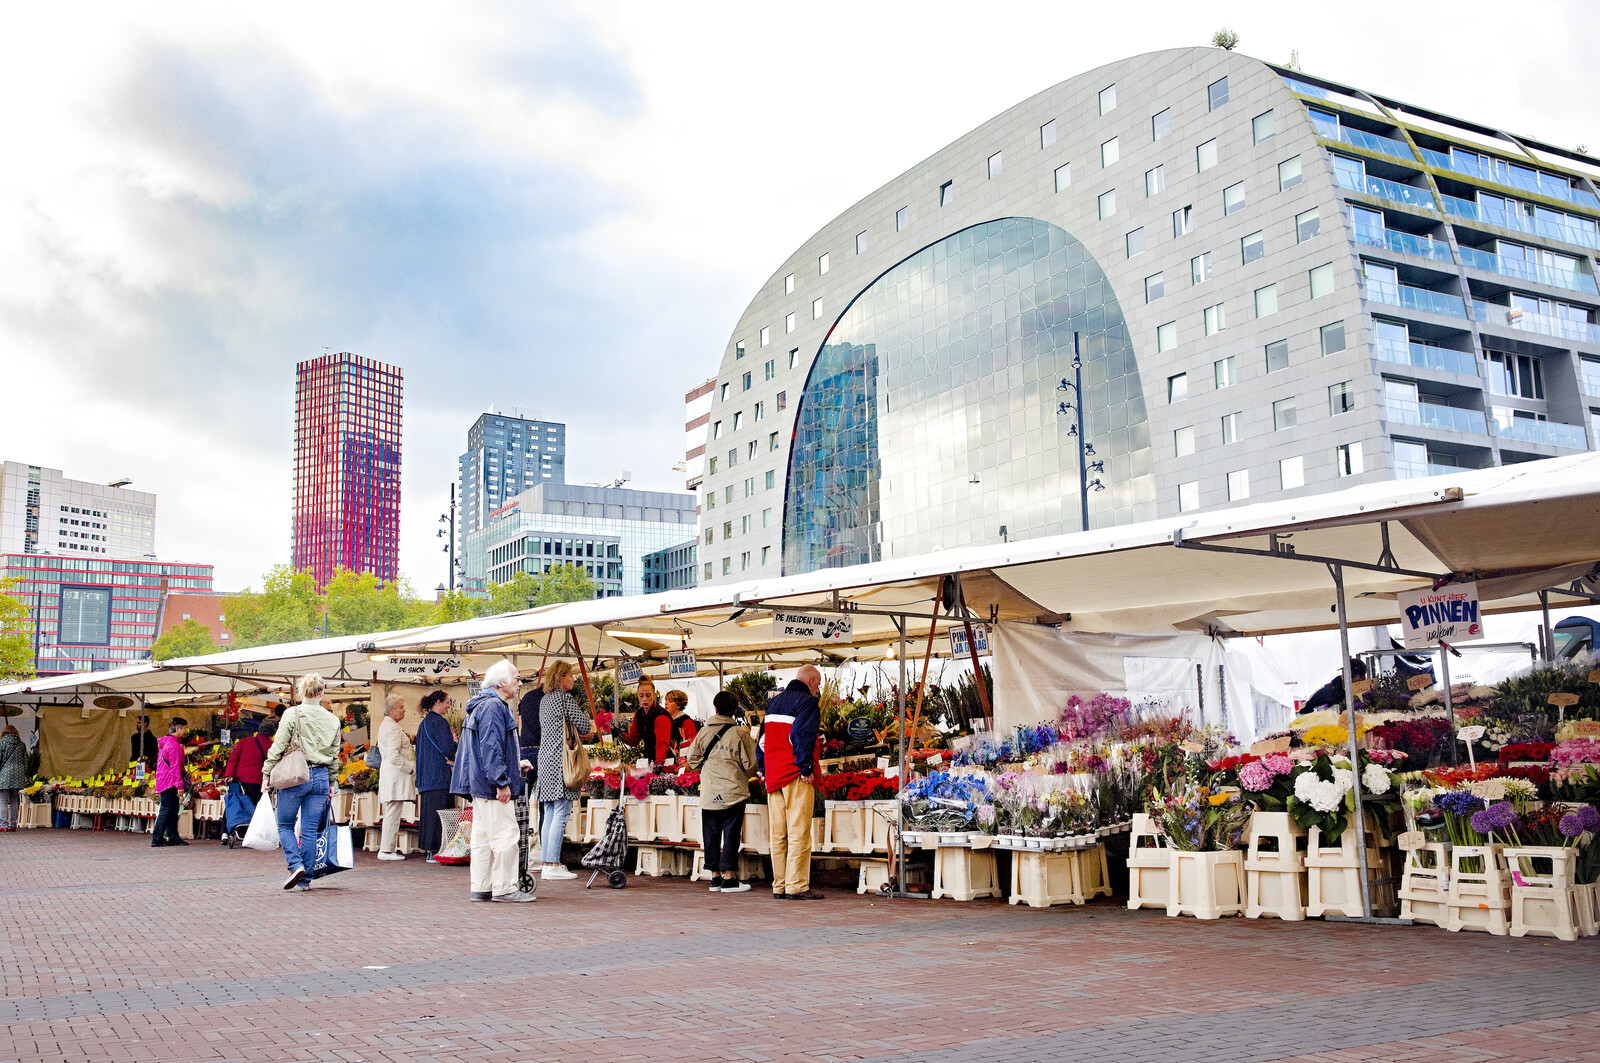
2, 1, 1596, 591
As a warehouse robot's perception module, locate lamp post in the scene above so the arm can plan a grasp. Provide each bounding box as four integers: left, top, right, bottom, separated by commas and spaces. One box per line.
437, 483, 458, 592
1056, 331, 1105, 532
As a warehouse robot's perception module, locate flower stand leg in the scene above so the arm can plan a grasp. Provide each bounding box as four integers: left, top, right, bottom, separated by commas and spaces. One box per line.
740, 804, 770, 855
1010, 850, 1083, 907
1126, 813, 1171, 911
1167, 850, 1244, 920
822, 801, 866, 854
680, 798, 700, 846
634, 844, 685, 877
931, 846, 1001, 902
1398, 843, 1451, 927
625, 800, 652, 843
1577, 883, 1600, 938
858, 858, 891, 895
1446, 845, 1511, 935
1072, 845, 1111, 900
1506, 847, 1580, 941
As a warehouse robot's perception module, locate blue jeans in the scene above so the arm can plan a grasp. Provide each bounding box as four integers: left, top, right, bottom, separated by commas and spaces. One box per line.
275, 766, 330, 874
539, 799, 571, 864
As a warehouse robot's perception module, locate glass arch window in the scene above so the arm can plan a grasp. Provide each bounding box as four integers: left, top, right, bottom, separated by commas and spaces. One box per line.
782, 218, 1156, 575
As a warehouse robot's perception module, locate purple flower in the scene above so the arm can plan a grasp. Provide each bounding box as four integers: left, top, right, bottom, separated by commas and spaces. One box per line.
1560, 813, 1586, 839
1578, 805, 1600, 832
1437, 790, 1484, 817
1470, 809, 1495, 835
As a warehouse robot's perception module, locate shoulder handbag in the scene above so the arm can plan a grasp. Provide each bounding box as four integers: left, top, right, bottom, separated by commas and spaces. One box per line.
268, 708, 312, 791
562, 709, 591, 790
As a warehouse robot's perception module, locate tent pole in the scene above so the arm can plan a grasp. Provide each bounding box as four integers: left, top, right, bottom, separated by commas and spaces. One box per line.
953, 577, 991, 721
1539, 590, 1553, 661
1440, 644, 1457, 766
896, 615, 908, 899
1332, 564, 1373, 920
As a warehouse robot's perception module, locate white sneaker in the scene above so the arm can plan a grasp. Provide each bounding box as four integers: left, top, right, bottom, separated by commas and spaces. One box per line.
377, 852, 405, 861
719, 881, 752, 893
540, 864, 577, 880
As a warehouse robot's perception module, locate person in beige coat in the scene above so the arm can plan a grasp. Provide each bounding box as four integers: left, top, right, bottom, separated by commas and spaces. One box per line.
686, 691, 761, 892
376, 693, 417, 860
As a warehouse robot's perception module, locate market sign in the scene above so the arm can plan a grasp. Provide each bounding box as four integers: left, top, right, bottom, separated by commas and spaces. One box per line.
375, 654, 466, 681
667, 650, 697, 679
1396, 582, 1482, 650
774, 610, 854, 643
949, 624, 990, 657
617, 658, 642, 686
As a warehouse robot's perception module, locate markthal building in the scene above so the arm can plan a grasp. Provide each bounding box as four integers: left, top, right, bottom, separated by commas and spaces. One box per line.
697, 47, 1600, 586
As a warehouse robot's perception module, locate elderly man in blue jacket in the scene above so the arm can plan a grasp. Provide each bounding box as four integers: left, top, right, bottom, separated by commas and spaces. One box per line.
450, 659, 535, 903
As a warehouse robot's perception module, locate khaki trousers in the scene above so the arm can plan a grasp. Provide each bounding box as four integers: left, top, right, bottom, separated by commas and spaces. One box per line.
470, 797, 520, 896
767, 777, 814, 895
380, 800, 405, 853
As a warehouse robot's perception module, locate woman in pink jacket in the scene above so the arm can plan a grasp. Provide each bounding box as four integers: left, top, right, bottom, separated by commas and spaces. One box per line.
151, 718, 188, 847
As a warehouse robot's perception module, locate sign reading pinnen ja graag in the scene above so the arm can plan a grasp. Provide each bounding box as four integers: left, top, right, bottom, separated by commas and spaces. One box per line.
1397, 581, 1482, 650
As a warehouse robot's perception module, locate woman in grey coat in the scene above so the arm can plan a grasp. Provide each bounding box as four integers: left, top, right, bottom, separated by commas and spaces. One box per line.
0, 724, 29, 831
535, 660, 594, 879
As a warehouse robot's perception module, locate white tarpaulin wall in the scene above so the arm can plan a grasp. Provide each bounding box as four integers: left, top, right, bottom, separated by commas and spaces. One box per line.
992, 623, 1262, 742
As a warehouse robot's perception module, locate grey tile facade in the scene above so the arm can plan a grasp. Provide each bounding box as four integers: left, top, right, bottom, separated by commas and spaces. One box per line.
699, 47, 1600, 584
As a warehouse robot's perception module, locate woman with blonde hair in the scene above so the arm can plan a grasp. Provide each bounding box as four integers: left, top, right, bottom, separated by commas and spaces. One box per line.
262, 673, 343, 891
534, 660, 595, 879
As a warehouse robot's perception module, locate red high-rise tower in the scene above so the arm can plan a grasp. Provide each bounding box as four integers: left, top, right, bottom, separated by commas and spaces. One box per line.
293, 353, 403, 587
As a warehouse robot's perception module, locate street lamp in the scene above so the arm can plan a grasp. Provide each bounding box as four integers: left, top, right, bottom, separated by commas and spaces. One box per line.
1056, 331, 1105, 532
437, 483, 458, 592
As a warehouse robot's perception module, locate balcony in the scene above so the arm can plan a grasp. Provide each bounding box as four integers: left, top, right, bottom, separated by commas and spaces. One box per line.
1365, 278, 1467, 318
1456, 245, 1598, 294
1354, 222, 1453, 263
1494, 417, 1588, 449
1418, 145, 1600, 211
1441, 193, 1600, 250
1335, 167, 1436, 210
1473, 301, 1600, 345
1386, 399, 1488, 435
1315, 120, 1418, 164
1375, 339, 1478, 377
1395, 460, 1476, 479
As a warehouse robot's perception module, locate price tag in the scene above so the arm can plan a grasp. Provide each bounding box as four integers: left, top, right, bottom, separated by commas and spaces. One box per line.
1398, 830, 1425, 851
219, 729, 231, 745
1457, 725, 1486, 742
1250, 736, 1292, 756
1351, 679, 1374, 697
1548, 693, 1580, 707
1179, 740, 1205, 754
1571, 721, 1600, 738
1589, 670, 1600, 684
1468, 778, 1507, 801
876, 757, 890, 770
1407, 674, 1435, 692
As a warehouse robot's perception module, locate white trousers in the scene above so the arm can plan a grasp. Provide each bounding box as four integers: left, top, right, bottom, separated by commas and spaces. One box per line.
380, 800, 405, 853
470, 798, 520, 896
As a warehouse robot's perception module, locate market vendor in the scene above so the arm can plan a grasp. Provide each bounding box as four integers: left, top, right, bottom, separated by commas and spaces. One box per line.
1300, 658, 1368, 714
625, 678, 697, 766
131, 716, 158, 768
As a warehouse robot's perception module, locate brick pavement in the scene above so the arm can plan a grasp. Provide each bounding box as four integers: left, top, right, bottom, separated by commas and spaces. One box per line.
1, 829, 1597, 1063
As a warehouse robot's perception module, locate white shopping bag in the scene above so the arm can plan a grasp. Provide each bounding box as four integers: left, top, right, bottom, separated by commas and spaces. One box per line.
241, 793, 280, 851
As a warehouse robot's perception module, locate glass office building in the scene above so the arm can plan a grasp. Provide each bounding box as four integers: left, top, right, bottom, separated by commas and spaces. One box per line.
458, 407, 567, 538
700, 47, 1598, 583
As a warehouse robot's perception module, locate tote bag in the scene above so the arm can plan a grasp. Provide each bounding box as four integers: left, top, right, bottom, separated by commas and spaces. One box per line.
268, 709, 311, 791
242, 795, 280, 851
562, 719, 591, 790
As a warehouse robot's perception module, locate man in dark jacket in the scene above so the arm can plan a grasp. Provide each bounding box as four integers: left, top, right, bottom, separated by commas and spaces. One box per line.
450, 661, 535, 902
415, 690, 458, 861
761, 664, 824, 900
131, 717, 158, 768
517, 684, 543, 779
1301, 658, 1368, 714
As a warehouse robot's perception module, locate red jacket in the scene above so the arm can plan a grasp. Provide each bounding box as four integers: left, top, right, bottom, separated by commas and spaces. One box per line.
626, 708, 699, 765
224, 734, 272, 786
761, 680, 821, 793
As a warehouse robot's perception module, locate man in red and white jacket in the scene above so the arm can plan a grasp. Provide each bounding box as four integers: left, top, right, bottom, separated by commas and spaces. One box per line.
761, 664, 824, 899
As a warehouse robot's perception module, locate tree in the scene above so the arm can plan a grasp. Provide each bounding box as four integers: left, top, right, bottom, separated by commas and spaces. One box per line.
227, 565, 323, 648
0, 577, 34, 683
323, 570, 433, 636
483, 571, 544, 616
482, 565, 597, 616
1212, 28, 1239, 50
151, 618, 220, 661
427, 589, 490, 624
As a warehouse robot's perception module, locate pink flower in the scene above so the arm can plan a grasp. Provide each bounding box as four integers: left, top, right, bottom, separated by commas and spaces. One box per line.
1550, 739, 1600, 767
1261, 754, 1293, 774
1238, 761, 1275, 791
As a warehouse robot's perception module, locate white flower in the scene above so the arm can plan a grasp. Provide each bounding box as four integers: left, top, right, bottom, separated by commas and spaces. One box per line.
1502, 778, 1537, 801
1294, 771, 1348, 813
1361, 763, 1392, 796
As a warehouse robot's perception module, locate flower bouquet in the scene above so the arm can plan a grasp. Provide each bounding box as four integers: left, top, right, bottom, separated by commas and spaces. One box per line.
1147, 784, 1249, 851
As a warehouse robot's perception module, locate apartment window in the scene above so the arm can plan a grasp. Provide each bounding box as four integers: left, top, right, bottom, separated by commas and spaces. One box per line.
762, 507, 773, 529
744, 477, 756, 498
789, 349, 799, 369
785, 312, 796, 333
1254, 284, 1278, 317
1321, 320, 1347, 356
707, 456, 718, 475
1221, 411, 1242, 444
819, 252, 830, 274
1265, 339, 1289, 373
1152, 107, 1172, 140
1099, 84, 1117, 114
1174, 425, 1196, 457
769, 432, 779, 451
734, 342, 745, 361
777, 390, 787, 410
760, 326, 770, 346
940, 181, 954, 206
1278, 156, 1302, 191
988, 151, 1003, 178
813, 298, 823, 320
721, 558, 731, 576
761, 546, 770, 566
1223, 181, 1247, 215
1309, 263, 1335, 299
747, 440, 758, 460
1191, 252, 1211, 283
723, 521, 733, 540
1330, 381, 1356, 415
1145, 165, 1165, 197
1054, 163, 1071, 192
728, 447, 738, 466
1197, 139, 1218, 172
712, 420, 723, 439
1204, 302, 1226, 335
1253, 110, 1275, 144
1208, 76, 1229, 110
742, 371, 752, 391
1125, 227, 1146, 257
765, 470, 776, 489
1040, 119, 1057, 148
895, 205, 908, 231
1145, 272, 1165, 302
1241, 230, 1264, 264
704, 528, 713, 546
1296, 208, 1320, 242
705, 491, 715, 509
784, 273, 795, 294
754, 401, 766, 421
1178, 481, 1200, 512
704, 562, 713, 580
1156, 321, 1177, 352
1214, 355, 1236, 388
741, 515, 751, 534
1098, 189, 1117, 219
1335, 443, 1363, 477
1101, 137, 1119, 167
719, 382, 729, 401
1173, 205, 1193, 237
1488, 352, 1545, 398
1168, 372, 1188, 402
1273, 397, 1298, 431
855, 230, 868, 254
764, 359, 775, 381
1227, 469, 1250, 502
1282, 455, 1307, 489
